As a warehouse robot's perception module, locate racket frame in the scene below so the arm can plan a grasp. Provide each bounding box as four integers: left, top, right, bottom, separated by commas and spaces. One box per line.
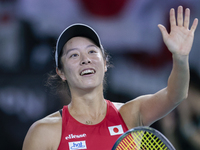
112, 126, 176, 150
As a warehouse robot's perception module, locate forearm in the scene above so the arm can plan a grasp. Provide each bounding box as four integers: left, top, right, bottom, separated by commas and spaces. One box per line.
167, 54, 189, 104
159, 6, 197, 105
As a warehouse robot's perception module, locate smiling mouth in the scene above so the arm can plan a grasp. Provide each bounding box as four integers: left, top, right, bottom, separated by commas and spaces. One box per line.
80, 69, 95, 76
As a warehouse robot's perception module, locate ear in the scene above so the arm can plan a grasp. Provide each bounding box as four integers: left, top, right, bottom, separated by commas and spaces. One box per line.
56, 68, 67, 81
104, 61, 107, 72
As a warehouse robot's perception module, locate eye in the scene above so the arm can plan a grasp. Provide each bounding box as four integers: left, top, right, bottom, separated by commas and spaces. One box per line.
70, 53, 79, 58
89, 50, 97, 54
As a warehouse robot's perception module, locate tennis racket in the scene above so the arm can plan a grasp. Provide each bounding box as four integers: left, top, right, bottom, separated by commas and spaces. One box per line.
112, 126, 175, 150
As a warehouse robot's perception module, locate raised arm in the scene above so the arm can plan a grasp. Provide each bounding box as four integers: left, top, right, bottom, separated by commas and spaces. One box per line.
119, 6, 198, 129
157, 6, 198, 105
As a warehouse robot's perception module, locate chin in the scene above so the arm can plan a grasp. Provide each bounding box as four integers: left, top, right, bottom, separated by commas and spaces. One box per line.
82, 82, 103, 90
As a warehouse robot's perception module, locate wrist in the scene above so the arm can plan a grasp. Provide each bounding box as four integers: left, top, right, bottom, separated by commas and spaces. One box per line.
172, 54, 189, 66
172, 53, 189, 60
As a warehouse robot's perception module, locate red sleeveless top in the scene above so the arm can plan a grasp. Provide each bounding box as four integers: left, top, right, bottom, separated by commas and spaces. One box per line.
57, 100, 128, 150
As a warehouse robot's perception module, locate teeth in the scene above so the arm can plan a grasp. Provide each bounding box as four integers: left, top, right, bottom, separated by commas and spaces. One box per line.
81, 70, 94, 76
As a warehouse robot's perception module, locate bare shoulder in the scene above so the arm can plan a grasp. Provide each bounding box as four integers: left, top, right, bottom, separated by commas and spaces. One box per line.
22, 111, 62, 150
115, 96, 149, 129
119, 94, 153, 112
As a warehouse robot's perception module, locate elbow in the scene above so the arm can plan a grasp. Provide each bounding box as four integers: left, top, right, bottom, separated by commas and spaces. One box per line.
183, 92, 188, 100
174, 92, 188, 106
181, 88, 189, 101
167, 88, 188, 106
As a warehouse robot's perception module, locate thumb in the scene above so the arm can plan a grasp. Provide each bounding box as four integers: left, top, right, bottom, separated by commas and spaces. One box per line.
158, 24, 168, 39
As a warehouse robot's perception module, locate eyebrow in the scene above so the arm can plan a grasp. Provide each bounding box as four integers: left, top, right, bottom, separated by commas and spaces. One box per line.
63, 44, 98, 56
64, 48, 78, 55
86, 44, 98, 49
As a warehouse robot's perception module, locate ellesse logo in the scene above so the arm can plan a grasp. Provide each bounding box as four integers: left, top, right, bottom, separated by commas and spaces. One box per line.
65, 133, 87, 140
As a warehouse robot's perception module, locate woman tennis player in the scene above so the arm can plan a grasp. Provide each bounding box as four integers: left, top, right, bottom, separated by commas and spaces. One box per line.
23, 6, 198, 150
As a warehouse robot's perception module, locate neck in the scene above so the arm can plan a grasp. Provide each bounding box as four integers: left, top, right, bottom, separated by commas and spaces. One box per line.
70, 83, 104, 104
68, 97, 107, 125
69, 95, 106, 114
68, 83, 106, 115
67, 82, 109, 126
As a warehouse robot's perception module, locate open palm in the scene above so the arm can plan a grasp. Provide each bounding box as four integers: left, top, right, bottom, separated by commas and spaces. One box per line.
158, 6, 198, 56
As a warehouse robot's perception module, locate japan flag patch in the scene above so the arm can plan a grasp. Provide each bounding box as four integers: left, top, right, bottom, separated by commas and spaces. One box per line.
108, 125, 124, 136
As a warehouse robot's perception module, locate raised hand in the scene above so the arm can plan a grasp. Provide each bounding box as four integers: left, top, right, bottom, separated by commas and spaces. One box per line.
158, 6, 198, 56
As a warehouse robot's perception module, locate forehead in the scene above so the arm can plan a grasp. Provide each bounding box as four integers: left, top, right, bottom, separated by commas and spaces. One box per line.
63, 37, 97, 50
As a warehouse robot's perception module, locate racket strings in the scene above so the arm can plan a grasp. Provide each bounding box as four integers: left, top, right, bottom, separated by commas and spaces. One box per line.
116, 131, 169, 150
116, 131, 144, 150
140, 131, 168, 150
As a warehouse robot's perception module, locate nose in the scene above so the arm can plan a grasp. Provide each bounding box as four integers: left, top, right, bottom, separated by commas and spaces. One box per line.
80, 54, 91, 65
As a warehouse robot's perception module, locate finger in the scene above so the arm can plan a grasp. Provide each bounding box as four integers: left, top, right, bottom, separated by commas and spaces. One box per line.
170, 8, 176, 28
177, 6, 183, 26
158, 24, 168, 39
184, 8, 190, 29
190, 18, 198, 32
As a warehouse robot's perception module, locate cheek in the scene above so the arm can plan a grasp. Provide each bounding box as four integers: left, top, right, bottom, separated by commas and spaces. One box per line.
61, 57, 75, 74
95, 54, 104, 64
62, 64, 76, 80
99, 57, 107, 72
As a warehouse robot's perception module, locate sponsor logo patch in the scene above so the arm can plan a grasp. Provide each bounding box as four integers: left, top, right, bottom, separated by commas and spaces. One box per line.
108, 125, 124, 136
69, 141, 87, 150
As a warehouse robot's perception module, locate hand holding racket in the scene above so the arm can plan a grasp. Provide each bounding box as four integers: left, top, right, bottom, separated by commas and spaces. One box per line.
112, 126, 175, 150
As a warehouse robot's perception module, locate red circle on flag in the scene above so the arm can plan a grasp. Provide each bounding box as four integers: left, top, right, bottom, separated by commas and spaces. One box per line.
80, 0, 129, 17
113, 127, 119, 133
